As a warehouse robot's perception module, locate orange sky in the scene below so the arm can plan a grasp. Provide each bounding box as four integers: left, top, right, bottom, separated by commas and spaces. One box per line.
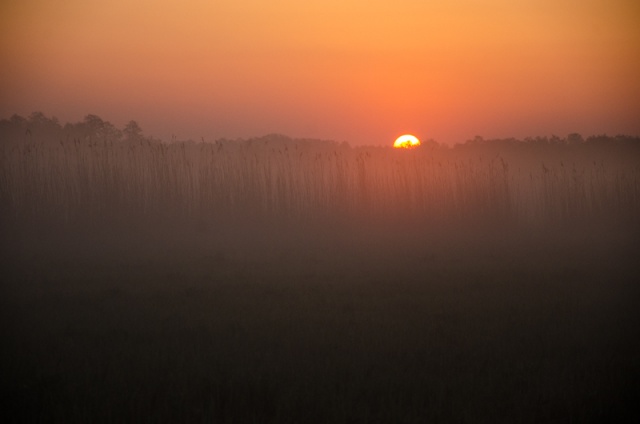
1, 0, 639, 145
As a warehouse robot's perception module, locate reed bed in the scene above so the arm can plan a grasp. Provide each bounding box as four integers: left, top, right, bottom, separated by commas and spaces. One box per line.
2, 132, 639, 424
1, 135, 639, 235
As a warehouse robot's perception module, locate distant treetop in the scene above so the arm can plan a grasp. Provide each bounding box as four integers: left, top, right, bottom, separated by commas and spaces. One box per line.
1, 112, 639, 149
0, 112, 153, 144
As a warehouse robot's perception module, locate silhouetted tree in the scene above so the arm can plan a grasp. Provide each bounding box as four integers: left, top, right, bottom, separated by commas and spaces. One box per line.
549, 135, 562, 145
24, 112, 63, 142
28, 112, 58, 127
74, 114, 122, 141
8, 114, 27, 127
586, 135, 610, 146
468, 135, 484, 144
567, 133, 584, 145
123, 120, 144, 142
0, 114, 28, 143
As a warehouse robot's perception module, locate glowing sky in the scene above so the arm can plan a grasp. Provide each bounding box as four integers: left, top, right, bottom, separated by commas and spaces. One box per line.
1, 0, 639, 145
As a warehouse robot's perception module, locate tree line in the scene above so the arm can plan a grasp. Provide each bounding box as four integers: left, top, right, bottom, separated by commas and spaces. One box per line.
1, 112, 639, 148
0, 112, 150, 144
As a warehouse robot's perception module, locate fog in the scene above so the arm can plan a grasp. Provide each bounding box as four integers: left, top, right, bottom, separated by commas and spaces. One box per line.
1, 114, 639, 422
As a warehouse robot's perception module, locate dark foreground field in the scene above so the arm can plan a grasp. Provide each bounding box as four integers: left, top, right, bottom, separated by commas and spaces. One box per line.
1, 221, 638, 423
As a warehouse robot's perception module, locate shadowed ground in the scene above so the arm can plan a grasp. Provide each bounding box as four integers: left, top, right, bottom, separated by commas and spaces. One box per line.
1, 221, 638, 423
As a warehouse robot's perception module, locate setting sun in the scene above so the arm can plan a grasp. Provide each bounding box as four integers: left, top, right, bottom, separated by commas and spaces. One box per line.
393, 134, 421, 149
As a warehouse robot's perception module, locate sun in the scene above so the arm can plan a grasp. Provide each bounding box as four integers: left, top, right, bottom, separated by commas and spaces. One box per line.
393, 134, 421, 149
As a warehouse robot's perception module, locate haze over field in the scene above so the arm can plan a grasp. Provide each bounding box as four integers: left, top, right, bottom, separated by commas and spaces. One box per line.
1, 115, 639, 422
2, 2, 640, 422
1, 0, 639, 145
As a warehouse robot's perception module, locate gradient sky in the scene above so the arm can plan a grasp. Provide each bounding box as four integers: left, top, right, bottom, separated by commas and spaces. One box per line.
1, 0, 639, 145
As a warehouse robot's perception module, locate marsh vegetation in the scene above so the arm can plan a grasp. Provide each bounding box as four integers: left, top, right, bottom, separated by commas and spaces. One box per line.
1, 114, 639, 422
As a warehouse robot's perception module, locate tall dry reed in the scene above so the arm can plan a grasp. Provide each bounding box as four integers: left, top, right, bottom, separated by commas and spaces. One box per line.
1, 136, 638, 235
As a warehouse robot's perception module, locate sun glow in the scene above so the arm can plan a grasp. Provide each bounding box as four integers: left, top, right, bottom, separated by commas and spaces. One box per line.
393, 134, 421, 149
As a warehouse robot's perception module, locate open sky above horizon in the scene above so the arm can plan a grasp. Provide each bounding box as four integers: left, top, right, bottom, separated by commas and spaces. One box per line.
1, 0, 639, 145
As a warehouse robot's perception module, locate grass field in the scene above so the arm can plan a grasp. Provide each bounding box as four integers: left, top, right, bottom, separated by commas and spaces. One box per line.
1, 131, 639, 422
